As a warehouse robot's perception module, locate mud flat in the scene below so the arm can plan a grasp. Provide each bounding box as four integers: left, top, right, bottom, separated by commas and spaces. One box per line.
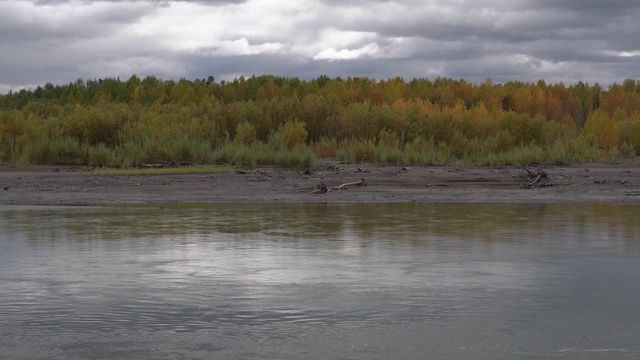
1, 163, 640, 205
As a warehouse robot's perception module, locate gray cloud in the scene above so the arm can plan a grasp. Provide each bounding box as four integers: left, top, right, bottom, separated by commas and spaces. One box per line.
1, 0, 639, 94
34, 0, 247, 4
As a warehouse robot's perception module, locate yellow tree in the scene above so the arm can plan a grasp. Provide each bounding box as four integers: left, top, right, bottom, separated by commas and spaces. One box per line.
511, 86, 533, 117
531, 87, 546, 117
545, 93, 563, 121
583, 110, 618, 149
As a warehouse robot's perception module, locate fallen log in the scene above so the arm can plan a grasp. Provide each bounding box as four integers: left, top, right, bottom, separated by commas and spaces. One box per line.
332, 177, 369, 190
311, 177, 369, 194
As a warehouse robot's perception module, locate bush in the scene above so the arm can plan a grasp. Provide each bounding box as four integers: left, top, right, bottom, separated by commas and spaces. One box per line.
583, 110, 619, 149
270, 121, 308, 149
234, 121, 257, 145
1, 134, 18, 165
618, 119, 640, 154
313, 137, 338, 158
88, 144, 116, 167
27, 137, 83, 164
338, 139, 376, 163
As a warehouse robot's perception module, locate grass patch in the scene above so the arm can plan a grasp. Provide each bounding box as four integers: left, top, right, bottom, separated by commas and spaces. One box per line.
212, 142, 316, 167
92, 165, 233, 176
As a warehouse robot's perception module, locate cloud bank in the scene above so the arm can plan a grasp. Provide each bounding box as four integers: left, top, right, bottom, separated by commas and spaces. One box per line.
1, 0, 639, 93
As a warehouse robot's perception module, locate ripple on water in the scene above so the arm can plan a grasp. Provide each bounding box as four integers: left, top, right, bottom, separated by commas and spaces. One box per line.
2, 203, 640, 359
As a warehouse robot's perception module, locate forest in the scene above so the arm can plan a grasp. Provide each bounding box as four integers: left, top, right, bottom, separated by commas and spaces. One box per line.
1, 75, 639, 167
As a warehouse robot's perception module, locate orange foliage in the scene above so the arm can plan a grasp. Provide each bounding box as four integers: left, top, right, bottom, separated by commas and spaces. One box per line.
3, 75, 640, 166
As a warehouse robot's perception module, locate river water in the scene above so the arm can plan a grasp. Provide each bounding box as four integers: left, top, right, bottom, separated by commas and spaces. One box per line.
1, 202, 639, 359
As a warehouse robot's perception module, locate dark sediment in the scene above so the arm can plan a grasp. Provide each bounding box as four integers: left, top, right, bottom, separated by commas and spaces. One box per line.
1, 163, 640, 205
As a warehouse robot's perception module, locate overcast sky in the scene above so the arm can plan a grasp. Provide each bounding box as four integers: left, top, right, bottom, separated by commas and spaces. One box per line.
1, 0, 639, 94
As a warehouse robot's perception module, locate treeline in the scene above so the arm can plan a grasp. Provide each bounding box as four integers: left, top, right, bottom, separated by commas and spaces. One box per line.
1, 75, 639, 167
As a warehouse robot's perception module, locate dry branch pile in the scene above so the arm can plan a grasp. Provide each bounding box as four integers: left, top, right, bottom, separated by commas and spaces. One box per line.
516, 167, 552, 188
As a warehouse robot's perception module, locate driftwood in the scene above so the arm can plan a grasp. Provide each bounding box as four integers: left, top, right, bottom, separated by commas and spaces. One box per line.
332, 178, 369, 190
518, 167, 551, 189
235, 169, 270, 176
235, 169, 272, 182
319, 161, 347, 171
311, 177, 369, 194
386, 167, 411, 175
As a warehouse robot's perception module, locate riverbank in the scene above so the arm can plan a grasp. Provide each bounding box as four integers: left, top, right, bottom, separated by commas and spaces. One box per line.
1, 163, 639, 205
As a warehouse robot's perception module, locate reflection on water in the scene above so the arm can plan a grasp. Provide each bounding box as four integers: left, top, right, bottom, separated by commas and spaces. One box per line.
0, 203, 639, 360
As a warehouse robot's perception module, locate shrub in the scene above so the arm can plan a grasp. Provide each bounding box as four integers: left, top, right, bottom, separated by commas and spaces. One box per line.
234, 121, 257, 145
88, 144, 116, 167
583, 110, 619, 149
339, 139, 376, 163
377, 128, 399, 148
1, 134, 18, 165
313, 137, 338, 158
618, 119, 640, 154
27, 137, 83, 164
270, 121, 308, 149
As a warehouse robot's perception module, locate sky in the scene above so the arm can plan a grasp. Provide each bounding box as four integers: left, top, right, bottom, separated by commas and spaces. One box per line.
1, 0, 639, 94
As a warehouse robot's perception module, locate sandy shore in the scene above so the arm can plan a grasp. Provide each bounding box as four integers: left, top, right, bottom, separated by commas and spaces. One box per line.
1, 163, 640, 205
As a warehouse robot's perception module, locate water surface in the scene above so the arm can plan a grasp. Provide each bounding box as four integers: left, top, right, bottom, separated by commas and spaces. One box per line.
1, 203, 639, 359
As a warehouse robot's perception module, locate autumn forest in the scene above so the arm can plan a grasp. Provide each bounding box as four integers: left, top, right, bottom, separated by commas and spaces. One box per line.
1, 75, 639, 167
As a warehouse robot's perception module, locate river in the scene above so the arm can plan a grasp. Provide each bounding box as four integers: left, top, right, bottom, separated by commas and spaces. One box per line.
1, 203, 639, 359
